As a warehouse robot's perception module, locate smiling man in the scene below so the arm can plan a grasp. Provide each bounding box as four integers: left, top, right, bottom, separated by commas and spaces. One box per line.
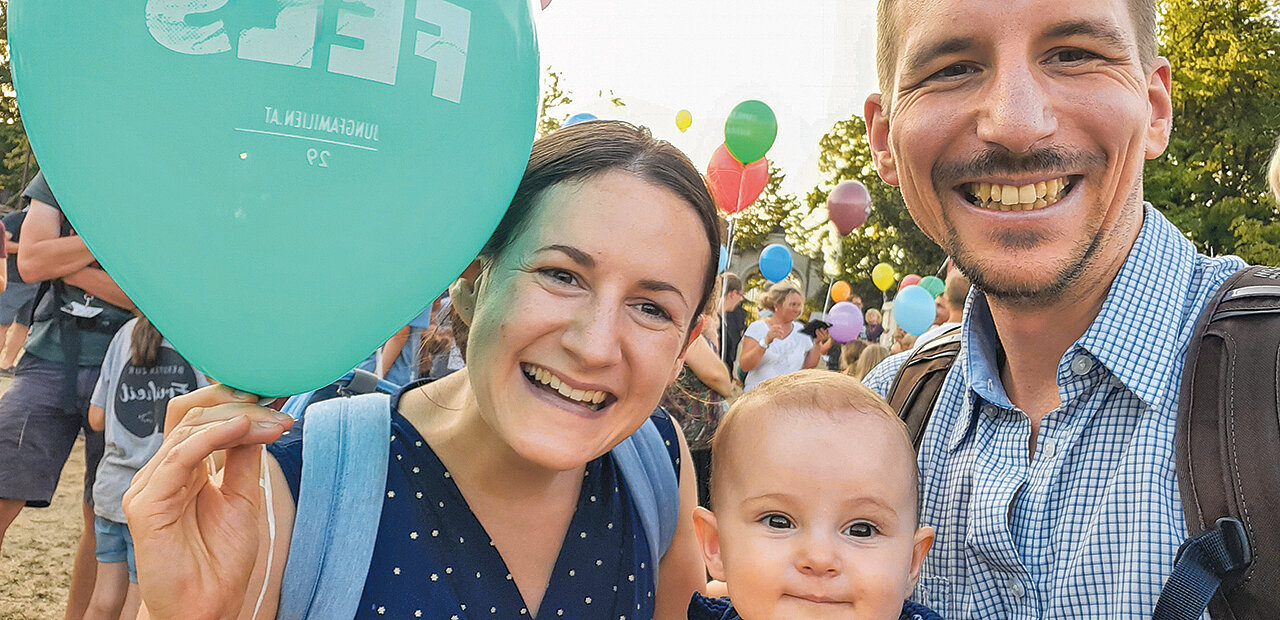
860, 0, 1250, 617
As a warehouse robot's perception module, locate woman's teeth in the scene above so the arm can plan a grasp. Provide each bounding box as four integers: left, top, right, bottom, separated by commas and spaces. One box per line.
968, 177, 1071, 211
522, 364, 608, 410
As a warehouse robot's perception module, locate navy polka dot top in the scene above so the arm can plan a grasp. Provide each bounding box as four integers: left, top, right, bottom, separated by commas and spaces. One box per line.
268, 379, 682, 619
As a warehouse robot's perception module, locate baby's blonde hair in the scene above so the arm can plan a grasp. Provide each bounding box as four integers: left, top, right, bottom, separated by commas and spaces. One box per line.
710, 370, 919, 523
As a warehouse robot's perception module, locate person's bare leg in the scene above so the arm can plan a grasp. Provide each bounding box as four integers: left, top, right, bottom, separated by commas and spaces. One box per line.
0, 323, 11, 367
0, 497, 23, 552
64, 502, 98, 620
81, 561, 127, 620
119, 583, 141, 620
0, 323, 28, 369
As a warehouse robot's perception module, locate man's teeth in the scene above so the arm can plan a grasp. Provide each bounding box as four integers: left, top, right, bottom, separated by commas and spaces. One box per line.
524, 364, 608, 406
970, 177, 1070, 211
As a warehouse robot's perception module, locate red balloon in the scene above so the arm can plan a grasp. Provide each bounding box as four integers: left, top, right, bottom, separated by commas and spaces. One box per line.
707, 143, 769, 215
827, 180, 871, 235
540, 0, 552, 8
898, 274, 922, 290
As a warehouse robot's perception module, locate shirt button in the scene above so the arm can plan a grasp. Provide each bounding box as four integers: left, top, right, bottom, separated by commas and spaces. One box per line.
1041, 438, 1058, 459
981, 403, 998, 417
1069, 352, 1093, 376
1008, 578, 1026, 599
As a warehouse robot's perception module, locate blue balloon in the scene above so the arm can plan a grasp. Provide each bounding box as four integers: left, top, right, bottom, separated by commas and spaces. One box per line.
718, 245, 730, 272
564, 112, 598, 126
895, 285, 936, 336
758, 244, 792, 283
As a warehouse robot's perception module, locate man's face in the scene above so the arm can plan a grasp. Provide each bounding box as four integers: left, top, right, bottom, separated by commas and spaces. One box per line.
866, 0, 1172, 305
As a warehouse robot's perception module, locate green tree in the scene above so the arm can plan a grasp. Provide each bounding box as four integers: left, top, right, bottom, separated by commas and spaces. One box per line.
1146, 0, 1280, 262
536, 69, 573, 138
0, 0, 36, 206
786, 115, 945, 305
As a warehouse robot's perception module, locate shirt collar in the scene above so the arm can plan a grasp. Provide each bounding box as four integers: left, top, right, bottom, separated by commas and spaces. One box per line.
953, 204, 1197, 449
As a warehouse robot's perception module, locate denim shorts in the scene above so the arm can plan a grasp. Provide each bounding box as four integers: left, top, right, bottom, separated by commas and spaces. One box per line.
93, 516, 138, 583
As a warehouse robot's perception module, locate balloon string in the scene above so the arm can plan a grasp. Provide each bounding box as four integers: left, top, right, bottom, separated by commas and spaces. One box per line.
253, 448, 276, 620
721, 220, 738, 360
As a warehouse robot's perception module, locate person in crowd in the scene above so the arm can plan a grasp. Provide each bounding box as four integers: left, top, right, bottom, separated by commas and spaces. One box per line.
0, 206, 38, 374
888, 327, 916, 355
688, 370, 938, 620
915, 268, 972, 348
839, 338, 870, 374
718, 272, 746, 376
864, 307, 885, 343
861, 0, 1253, 615
0, 172, 135, 619
661, 273, 735, 507
83, 316, 208, 620
124, 122, 715, 620
738, 282, 832, 392
851, 344, 891, 382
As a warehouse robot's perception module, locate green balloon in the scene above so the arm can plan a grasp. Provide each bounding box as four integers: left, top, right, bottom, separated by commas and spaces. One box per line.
11, 0, 539, 396
919, 275, 946, 298
724, 100, 777, 164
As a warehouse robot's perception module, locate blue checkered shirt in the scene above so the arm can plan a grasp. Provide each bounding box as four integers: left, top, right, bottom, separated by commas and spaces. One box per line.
864, 205, 1247, 619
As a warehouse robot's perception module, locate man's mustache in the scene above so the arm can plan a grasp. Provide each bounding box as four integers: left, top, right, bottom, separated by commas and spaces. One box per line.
932, 146, 1107, 186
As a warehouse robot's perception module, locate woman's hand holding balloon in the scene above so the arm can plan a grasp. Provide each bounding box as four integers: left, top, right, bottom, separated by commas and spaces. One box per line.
123, 385, 294, 620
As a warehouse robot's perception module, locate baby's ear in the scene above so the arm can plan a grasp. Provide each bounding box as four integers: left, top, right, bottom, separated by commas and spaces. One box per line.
692, 506, 726, 582
907, 525, 935, 590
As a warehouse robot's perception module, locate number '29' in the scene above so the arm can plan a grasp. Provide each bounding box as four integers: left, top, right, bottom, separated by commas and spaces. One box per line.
145, 0, 470, 103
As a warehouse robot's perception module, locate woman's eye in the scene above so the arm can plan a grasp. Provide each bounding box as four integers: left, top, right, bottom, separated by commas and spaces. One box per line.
540, 268, 578, 287
843, 522, 877, 538
637, 302, 672, 321
763, 514, 794, 530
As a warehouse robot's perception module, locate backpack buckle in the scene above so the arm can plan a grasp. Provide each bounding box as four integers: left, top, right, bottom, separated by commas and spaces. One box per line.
1174, 517, 1253, 585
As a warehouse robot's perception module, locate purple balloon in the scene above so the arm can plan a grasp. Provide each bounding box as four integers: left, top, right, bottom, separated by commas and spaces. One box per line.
827, 301, 865, 343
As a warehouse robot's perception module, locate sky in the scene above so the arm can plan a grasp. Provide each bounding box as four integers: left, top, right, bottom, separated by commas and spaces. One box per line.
535, 0, 882, 194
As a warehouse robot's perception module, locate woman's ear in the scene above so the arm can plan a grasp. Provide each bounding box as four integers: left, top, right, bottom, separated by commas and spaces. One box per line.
448, 260, 484, 327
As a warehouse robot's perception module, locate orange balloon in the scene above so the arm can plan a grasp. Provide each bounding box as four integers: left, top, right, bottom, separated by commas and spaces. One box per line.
831, 281, 852, 303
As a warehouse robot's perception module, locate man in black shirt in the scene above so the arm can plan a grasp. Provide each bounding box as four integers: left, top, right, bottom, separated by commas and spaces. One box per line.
719, 272, 746, 377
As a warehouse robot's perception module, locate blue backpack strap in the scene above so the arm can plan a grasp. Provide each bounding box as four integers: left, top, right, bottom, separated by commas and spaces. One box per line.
612, 413, 680, 583
280, 369, 399, 419
277, 392, 392, 620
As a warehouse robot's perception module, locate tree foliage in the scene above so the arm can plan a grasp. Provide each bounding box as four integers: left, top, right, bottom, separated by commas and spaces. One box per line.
1146, 0, 1280, 261
784, 115, 945, 305
727, 164, 799, 251
0, 0, 36, 206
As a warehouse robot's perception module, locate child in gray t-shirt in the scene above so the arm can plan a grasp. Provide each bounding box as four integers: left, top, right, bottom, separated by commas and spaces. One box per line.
85, 317, 208, 619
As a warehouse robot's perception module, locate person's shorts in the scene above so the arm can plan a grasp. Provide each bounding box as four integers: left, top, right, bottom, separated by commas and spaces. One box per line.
93, 516, 138, 583
0, 281, 39, 327
0, 354, 103, 507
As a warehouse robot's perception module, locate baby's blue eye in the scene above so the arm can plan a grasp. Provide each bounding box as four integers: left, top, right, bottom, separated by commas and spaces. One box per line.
843, 522, 877, 538
762, 514, 794, 530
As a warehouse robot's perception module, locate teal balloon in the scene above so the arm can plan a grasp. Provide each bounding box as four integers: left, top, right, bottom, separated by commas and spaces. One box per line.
723, 100, 777, 164
895, 285, 936, 336
919, 275, 945, 298
758, 243, 792, 283
11, 0, 539, 396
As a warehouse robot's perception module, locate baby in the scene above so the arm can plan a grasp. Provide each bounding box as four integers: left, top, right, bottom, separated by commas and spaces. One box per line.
689, 370, 940, 620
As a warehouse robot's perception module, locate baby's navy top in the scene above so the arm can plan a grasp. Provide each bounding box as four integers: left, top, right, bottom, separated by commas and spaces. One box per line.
687, 592, 945, 620
267, 379, 682, 619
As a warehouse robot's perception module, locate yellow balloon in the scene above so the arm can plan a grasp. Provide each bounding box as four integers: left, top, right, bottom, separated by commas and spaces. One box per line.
872, 263, 895, 291
676, 109, 693, 133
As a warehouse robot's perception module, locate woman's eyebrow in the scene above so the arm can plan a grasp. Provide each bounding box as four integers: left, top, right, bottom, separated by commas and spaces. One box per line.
639, 279, 687, 304
538, 244, 594, 267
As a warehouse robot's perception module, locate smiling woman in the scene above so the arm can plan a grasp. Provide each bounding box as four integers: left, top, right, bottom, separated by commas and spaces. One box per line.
122, 121, 720, 620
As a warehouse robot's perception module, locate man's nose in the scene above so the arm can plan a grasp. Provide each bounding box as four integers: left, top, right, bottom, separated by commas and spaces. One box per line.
561, 298, 624, 368
976, 61, 1058, 153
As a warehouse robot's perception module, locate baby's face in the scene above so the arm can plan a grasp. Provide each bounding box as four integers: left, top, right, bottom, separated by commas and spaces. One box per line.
695, 411, 932, 620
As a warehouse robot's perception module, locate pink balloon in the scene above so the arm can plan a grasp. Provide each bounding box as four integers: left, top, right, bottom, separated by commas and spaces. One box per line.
707, 143, 769, 215
541, 0, 552, 8
898, 274, 922, 290
827, 180, 871, 235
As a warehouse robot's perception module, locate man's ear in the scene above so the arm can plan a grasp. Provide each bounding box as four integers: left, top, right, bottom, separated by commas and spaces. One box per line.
448, 260, 484, 327
1144, 58, 1174, 160
865, 94, 900, 186
692, 506, 727, 582
907, 525, 935, 591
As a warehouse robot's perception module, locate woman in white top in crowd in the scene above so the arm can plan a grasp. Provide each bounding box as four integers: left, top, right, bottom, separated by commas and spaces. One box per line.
737, 282, 831, 392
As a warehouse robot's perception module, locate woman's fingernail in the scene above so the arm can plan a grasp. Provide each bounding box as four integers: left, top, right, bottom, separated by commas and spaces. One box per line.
230, 389, 255, 400
254, 421, 283, 429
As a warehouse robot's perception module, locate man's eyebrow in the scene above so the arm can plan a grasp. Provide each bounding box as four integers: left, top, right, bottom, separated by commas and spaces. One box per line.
902, 36, 977, 78
1043, 19, 1130, 51
538, 244, 594, 268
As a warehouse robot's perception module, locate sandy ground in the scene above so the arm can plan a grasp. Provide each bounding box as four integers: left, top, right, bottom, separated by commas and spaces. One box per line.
0, 374, 92, 620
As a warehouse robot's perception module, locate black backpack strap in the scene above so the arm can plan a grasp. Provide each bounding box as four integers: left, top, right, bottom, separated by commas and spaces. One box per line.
1159, 265, 1280, 619
885, 324, 962, 450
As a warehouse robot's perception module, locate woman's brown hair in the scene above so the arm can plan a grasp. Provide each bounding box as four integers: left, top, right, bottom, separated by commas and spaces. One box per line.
130, 316, 164, 368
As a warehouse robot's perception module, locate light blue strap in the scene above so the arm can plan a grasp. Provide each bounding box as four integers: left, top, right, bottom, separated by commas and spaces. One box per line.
277, 393, 391, 620
612, 417, 680, 584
